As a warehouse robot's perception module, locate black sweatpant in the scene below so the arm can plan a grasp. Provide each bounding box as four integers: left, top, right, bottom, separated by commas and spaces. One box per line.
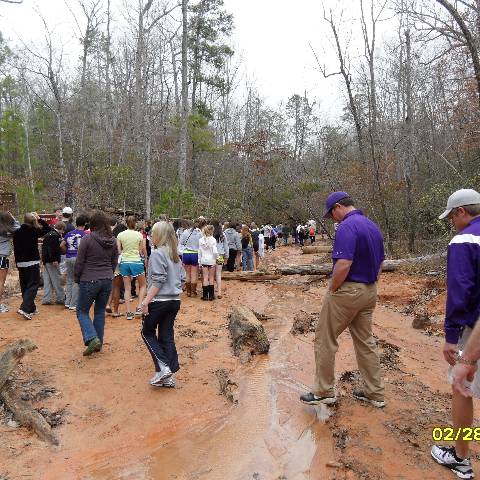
18, 264, 40, 314
141, 300, 180, 373
227, 249, 238, 272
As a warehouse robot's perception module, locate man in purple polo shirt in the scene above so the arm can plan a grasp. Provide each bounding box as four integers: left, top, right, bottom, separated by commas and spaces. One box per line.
431, 188, 480, 480
300, 191, 385, 408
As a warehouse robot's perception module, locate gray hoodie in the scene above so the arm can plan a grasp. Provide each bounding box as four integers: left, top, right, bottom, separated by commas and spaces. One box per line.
148, 247, 186, 301
178, 228, 202, 254
224, 228, 241, 250
0, 220, 20, 257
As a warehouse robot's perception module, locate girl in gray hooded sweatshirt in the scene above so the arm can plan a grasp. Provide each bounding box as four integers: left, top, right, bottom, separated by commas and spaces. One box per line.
0, 212, 20, 313
141, 221, 186, 388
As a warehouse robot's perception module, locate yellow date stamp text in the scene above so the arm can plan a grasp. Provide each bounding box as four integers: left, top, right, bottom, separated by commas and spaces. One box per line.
432, 427, 480, 442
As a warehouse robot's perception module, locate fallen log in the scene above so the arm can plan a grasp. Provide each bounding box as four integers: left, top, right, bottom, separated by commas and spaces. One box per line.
222, 254, 445, 280
0, 339, 37, 392
277, 261, 396, 275
301, 245, 332, 254
222, 271, 281, 281
228, 306, 270, 356
0, 381, 59, 445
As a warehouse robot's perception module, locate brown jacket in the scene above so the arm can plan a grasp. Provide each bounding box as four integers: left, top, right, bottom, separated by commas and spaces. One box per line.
74, 232, 118, 283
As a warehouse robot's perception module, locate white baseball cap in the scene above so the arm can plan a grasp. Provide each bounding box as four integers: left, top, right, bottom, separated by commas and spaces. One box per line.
62, 206, 73, 215
438, 189, 480, 219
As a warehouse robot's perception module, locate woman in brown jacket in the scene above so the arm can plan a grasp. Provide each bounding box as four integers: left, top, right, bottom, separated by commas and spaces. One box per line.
74, 211, 118, 356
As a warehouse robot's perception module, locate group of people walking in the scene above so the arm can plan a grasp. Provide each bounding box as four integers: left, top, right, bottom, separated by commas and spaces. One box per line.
0, 209, 292, 389
2, 187, 479, 478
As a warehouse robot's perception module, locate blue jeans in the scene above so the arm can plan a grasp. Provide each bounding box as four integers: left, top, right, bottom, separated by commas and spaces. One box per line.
77, 278, 112, 345
242, 247, 254, 271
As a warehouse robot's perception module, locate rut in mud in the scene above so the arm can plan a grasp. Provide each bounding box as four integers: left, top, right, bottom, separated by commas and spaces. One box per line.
0, 247, 478, 480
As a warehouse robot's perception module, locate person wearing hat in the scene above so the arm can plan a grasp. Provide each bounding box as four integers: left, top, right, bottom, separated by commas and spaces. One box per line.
62, 207, 75, 234
300, 191, 385, 408
431, 188, 480, 480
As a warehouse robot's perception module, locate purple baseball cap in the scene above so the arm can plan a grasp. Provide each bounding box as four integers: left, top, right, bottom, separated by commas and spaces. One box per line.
323, 191, 350, 218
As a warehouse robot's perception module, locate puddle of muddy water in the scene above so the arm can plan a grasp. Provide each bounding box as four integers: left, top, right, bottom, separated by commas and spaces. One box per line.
89, 288, 335, 480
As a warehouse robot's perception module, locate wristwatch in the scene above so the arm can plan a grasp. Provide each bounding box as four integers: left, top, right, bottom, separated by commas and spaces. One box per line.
457, 352, 477, 366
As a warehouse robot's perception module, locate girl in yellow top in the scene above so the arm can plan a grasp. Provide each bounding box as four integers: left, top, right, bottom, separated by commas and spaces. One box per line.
117, 216, 147, 320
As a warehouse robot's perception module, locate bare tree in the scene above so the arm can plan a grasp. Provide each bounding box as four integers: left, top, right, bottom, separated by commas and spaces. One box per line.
315, 9, 366, 163
178, 0, 188, 187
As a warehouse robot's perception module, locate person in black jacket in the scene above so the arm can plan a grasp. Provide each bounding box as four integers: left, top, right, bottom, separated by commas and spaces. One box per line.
13, 212, 51, 320
41, 221, 66, 305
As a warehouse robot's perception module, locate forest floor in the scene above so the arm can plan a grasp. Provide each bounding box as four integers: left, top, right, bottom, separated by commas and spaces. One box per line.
0, 245, 478, 480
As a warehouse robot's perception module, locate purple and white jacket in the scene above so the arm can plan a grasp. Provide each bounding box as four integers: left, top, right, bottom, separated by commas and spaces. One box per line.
445, 216, 480, 344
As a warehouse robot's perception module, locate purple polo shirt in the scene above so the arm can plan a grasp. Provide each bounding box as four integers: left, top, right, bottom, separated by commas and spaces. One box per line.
445, 216, 480, 344
332, 210, 384, 284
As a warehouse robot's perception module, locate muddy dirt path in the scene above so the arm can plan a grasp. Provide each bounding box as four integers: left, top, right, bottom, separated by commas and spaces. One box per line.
0, 246, 477, 479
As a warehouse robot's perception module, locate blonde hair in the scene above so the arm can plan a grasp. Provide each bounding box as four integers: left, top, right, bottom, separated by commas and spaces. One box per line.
126, 215, 136, 229
203, 224, 214, 237
24, 213, 41, 229
151, 221, 180, 263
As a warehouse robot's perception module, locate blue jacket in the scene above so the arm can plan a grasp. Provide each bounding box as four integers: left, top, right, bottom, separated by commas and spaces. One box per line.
445, 216, 480, 344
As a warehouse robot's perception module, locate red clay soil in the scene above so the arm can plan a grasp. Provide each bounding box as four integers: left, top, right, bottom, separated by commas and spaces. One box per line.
0, 246, 476, 480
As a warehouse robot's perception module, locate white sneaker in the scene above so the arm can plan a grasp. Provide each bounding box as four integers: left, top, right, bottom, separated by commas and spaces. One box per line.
151, 376, 176, 388
69, 306, 76, 311
0, 304, 9, 313
431, 445, 474, 479
22, 311, 33, 321
149, 367, 173, 386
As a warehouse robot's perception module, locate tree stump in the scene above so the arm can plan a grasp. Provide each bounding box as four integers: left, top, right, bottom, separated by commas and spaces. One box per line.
228, 306, 270, 356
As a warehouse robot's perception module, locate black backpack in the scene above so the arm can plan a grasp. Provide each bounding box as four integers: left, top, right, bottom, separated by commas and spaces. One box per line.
251, 230, 260, 249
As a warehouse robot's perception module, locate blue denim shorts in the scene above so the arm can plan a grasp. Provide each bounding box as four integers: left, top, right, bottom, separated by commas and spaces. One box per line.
119, 261, 145, 277
182, 252, 199, 266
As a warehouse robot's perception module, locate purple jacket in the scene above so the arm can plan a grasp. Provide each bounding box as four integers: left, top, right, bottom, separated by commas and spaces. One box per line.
74, 232, 118, 283
445, 216, 480, 344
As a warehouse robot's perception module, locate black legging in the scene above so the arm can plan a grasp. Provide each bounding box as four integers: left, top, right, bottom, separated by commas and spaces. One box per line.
227, 249, 238, 272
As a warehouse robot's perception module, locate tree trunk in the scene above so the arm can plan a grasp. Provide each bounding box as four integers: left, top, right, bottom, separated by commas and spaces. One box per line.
404, 30, 415, 252
301, 245, 333, 254
222, 255, 445, 279
222, 272, 282, 282
23, 112, 35, 200
56, 111, 67, 203
0, 382, 59, 445
178, 0, 189, 187
145, 134, 152, 219
170, 40, 180, 115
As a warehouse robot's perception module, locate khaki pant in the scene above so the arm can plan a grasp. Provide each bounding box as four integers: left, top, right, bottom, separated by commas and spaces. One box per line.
313, 281, 384, 401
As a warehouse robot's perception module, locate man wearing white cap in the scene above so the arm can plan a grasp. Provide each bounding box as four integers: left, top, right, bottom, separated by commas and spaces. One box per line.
431, 188, 480, 480
62, 207, 75, 234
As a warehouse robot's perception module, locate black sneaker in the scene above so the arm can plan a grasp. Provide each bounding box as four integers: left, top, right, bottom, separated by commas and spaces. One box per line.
300, 392, 337, 405
353, 389, 385, 408
431, 445, 474, 479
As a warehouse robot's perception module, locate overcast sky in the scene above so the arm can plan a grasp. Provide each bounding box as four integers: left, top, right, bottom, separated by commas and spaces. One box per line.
1, 0, 394, 120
